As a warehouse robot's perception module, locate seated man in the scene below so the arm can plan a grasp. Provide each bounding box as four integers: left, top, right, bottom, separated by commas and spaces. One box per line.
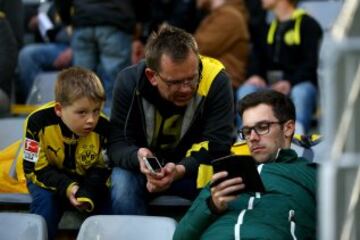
109, 25, 235, 214
236, 0, 323, 134
174, 90, 317, 240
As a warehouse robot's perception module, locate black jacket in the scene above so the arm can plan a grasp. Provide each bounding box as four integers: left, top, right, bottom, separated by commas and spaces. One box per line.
55, 0, 149, 33
108, 56, 235, 182
249, 9, 323, 86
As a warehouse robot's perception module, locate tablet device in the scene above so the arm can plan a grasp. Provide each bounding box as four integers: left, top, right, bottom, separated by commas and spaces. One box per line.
211, 155, 265, 193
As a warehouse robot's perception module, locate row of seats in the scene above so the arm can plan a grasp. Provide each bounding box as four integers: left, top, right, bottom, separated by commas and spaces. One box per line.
0, 212, 177, 240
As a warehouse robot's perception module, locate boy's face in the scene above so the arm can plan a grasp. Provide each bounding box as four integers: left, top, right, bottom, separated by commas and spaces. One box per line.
55, 97, 102, 137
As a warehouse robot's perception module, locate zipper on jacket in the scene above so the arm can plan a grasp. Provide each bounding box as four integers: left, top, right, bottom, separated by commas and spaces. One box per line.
288, 209, 298, 240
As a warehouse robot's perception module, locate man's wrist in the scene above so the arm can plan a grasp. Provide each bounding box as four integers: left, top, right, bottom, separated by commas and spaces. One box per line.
174, 164, 185, 181
206, 197, 223, 215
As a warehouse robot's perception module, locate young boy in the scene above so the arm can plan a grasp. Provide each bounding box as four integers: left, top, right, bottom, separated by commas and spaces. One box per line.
23, 67, 110, 240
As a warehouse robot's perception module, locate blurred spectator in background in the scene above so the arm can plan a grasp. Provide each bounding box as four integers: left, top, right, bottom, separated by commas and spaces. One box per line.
243, 0, 268, 79
236, 0, 323, 134
0, 0, 23, 114
16, 1, 72, 103
194, 0, 250, 90
132, 0, 200, 65
55, 0, 149, 114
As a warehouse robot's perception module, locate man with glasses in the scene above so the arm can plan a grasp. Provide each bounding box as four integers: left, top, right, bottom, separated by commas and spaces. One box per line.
108, 25, 235, 214
174, 90, 317, 240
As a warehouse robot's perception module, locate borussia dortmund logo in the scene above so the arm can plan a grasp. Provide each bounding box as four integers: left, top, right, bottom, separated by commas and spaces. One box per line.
77, 144, 97, 165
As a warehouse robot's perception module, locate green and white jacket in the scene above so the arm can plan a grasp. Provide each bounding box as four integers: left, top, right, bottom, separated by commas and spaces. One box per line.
174, 149, 317, 240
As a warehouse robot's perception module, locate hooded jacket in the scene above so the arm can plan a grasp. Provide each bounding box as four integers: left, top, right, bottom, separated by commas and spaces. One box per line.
108, 56, 235, 187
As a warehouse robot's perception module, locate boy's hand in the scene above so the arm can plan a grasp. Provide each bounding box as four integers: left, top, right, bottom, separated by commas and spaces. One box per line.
67, 184, 82, 208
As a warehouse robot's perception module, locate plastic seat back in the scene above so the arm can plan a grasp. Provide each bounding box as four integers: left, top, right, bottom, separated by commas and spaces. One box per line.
77, 215, 177, 240
26, 71, 58, 105
0, 212, 47, 240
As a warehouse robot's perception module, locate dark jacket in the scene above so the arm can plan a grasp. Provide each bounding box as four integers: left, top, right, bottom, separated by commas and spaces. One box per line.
174, 149, 317, 240
108, 56, 235, 187
23, 102, 110, 211
55, 0, 149, 34
249, 9, 323, 87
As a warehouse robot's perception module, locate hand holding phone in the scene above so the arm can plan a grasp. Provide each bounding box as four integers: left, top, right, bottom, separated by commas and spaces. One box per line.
143, 156, 162, 174
211, 155, 265, 193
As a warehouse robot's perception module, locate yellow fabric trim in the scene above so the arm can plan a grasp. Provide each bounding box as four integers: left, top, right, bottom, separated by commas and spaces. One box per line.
231, 141, 251, 156
197, 164, 214, 188
267, 9, 307, 45
186, 141, 209, 157
267, 21, 278, 44
0, 141, 28, 193
26, 172, 56, 191
195, 141, 252, 188
76, 197, 95, 212
66, 182, 78, 198
197, 56, 224, 97
11, 104, 39, 116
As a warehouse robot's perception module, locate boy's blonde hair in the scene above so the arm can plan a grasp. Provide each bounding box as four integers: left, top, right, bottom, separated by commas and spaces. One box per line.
55, 67, 105, 106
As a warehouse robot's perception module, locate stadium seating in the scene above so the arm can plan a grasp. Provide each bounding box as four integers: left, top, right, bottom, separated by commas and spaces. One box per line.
76, 215, 177, 240
0, 212, 47, 240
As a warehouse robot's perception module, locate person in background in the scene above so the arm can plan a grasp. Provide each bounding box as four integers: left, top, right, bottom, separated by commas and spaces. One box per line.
132, 0, 199, 65
194, 0, 250, 89
109, 25, 235, 215
174, 90, 317, 240
16, 2, 72, 103
236, 0, 323, 134
0, 0, 23, 114
23, 67, 110, 240
55, 0, 149, 114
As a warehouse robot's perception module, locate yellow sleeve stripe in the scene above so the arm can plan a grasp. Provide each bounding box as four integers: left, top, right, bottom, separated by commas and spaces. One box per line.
26, 173, 57, 191
185, 141, 209, 157
76, 197, 95, 212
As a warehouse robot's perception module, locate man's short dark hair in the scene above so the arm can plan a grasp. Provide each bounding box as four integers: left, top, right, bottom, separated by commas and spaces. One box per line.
238, 90, 296, 122
288, 0, 299, 6
145, 24, 199, 72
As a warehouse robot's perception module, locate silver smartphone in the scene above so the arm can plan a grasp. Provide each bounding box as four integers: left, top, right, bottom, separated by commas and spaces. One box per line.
143, 156, 162, 173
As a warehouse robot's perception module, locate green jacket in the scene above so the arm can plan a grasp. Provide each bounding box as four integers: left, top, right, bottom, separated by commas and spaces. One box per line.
174, 149, 317, 240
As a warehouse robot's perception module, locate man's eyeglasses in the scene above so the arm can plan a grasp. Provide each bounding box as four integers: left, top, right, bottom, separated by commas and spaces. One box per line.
156, 72, 200, 89
239, 121, 284, 140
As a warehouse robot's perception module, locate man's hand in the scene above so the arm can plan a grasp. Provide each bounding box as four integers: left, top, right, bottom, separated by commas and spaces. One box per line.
53, 48, 72, 69
210, 171, 245, 213
271, 80, 291, 95
244, 75, 267, 87
146, 163, 185, 193
137, 148, 157, 174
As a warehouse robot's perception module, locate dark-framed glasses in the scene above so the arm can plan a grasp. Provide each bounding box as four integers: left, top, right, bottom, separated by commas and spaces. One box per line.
156, 72, 200, 89
239, 121, 284, 140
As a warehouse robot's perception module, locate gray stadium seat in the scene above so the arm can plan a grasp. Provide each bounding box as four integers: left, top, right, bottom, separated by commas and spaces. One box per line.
0, 212, 47, 240
26, 71, 58, 105
76, 215, 177, 240
298, 0, 343, 31
0, 117, 25, 150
